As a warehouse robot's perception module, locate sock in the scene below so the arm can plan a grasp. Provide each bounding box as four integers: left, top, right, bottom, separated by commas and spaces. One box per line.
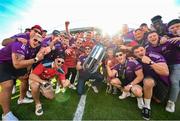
137, 97, 144, 105
56, 83, 60, 89
144, 98, 151, 109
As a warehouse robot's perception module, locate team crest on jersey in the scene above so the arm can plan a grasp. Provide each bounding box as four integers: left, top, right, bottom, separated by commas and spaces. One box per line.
21, 44, 26, 50
126, 66, 130, 70
162, 46, 167, 51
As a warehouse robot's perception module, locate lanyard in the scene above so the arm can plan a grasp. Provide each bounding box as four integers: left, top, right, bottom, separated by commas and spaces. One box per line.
119, 60, 127, 80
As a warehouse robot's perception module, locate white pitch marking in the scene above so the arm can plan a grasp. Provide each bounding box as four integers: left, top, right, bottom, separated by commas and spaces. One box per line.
73, 95, 87, 121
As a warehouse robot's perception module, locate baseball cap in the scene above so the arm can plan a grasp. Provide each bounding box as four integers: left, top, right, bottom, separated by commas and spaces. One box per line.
31, 25, 42, 34
167, 19, 180, 28
52, 30, 60, 36
151, 15, 162, 23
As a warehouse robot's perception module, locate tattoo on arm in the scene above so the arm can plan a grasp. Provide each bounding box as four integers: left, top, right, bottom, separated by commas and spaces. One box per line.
15, 53, 25, 61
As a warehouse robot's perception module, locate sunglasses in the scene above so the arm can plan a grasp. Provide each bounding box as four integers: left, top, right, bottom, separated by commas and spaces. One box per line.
77, 42, 82, 44
115, 53, 123, 57
33, 29, 41, 35
57, 60, 64, 64
33, 39, 41, 44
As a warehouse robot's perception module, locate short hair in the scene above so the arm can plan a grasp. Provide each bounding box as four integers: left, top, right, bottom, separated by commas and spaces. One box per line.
114, 48, 128, 54
25, 28, 31, 32
43, 30, 47, 32
147, 31, 158, 37
131, 45, 142, 53
140, 23, 147, 27
53, 49, 65, 60
134, 28, 143, 33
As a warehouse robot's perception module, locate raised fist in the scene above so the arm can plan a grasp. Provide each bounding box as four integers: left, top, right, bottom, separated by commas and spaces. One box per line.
65, 21, 70, 26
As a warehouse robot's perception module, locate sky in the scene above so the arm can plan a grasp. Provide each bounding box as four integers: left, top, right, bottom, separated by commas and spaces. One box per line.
0, 0, 180, 46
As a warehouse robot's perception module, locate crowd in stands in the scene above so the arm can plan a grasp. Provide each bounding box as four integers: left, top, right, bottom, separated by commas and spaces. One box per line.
0, 15, 180, 121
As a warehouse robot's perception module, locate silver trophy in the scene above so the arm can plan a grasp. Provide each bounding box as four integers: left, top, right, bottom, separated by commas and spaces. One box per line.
83, 43, 105, 73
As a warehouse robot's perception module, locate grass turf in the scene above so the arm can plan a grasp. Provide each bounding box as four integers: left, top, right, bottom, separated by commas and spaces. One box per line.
84, 85, 180, 120
0, 82, 180, 120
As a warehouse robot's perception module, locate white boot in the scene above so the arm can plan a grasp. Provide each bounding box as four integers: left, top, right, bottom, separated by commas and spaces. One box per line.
166, 100, 175, 113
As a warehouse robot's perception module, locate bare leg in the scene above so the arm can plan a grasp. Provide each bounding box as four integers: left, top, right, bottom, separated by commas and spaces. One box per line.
30, 82, 41, 105
143, 78, 155, 99
19, 79, 28, 100
0, 80, 13, 115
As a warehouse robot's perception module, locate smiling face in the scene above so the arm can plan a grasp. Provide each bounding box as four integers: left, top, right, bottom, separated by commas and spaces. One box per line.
84, 46, 91, 55
134, 29, 144, 41
30, 33, 42, 48
62, 38, 69, 47
75, 38, 83, 48
115, 51, 126, 64
133, 46, 146, 59
107, 49, 114, 58
30, 28, 42, 39
85, 32, 92, 41
140, 25, 149, 33
152, 19, 163, 30
54, 58, 64, 68
168, 23, 180, 36
147, 32, 159, 46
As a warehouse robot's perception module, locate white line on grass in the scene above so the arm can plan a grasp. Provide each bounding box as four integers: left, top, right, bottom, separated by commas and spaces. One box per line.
73, 95, 87, 121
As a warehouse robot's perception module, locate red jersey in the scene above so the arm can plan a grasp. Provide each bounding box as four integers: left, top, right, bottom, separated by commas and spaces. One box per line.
105, 57, 118, 68
32, 63, 67, 81
64, 47, 77, 68
82, 40, 94, 48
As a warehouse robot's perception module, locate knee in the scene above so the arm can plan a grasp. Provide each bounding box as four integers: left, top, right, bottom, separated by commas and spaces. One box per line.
143, 78, 155, 89
2, 81, 13, 91
110, 78, 120, 86
131, 86, 143, 97
30, 81, 40, 90
46, 94, 55, 100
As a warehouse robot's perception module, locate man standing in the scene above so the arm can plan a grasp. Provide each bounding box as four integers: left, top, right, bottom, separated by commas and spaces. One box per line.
0, 33, 44, 121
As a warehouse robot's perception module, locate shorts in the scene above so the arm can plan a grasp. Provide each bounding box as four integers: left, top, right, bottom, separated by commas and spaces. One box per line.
0, 62, 27, 83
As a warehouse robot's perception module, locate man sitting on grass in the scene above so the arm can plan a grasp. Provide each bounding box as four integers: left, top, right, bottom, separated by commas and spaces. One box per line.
29, 50, 70, 116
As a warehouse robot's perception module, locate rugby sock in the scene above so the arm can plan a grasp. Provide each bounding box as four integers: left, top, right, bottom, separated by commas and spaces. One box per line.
144, 98, 151, 109
137, 97, 144, 105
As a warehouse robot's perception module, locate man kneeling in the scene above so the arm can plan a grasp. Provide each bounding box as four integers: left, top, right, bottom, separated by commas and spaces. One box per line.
29, 50, 70, 116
